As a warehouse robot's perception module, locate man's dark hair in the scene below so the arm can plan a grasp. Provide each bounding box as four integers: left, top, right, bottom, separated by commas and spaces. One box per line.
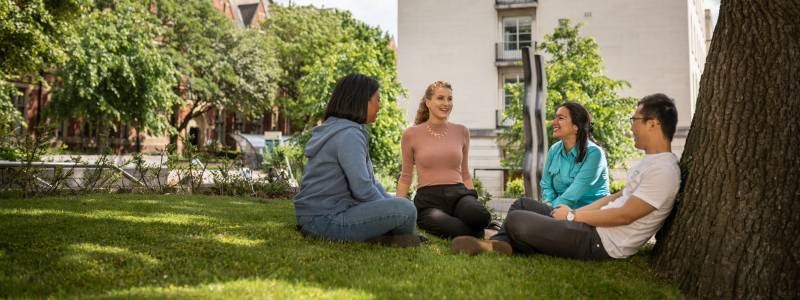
638, 93, 678, 141
324, 73, 380, 124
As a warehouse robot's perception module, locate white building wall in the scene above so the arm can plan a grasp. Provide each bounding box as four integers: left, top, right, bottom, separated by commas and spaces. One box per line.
397, 0, 499, 129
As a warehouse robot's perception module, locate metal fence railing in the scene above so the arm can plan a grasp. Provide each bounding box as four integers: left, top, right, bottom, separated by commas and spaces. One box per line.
0, 160, 145, 190
496, 0, 537, 5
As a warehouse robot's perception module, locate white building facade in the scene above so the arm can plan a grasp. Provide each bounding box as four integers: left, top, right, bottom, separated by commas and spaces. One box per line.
397, 0, 711, 196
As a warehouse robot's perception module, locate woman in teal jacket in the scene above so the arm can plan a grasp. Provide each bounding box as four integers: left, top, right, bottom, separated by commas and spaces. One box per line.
540, 102, 610, 209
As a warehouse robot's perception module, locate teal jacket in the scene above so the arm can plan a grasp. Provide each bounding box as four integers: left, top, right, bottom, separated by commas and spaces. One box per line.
540, 140, 610, 208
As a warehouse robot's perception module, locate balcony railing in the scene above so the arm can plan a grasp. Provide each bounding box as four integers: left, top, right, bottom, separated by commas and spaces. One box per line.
496, 0, 537, 7
496, 42, 536, 62
496, 0, 536, 4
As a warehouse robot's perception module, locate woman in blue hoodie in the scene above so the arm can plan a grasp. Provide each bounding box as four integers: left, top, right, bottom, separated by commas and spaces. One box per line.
293, 73, 419, 247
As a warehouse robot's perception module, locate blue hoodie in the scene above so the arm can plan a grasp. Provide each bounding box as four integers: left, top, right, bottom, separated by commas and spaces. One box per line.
293, 117, 393, 217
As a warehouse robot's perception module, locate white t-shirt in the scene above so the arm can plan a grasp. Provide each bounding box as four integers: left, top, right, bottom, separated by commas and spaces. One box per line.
596, 152, 680, 258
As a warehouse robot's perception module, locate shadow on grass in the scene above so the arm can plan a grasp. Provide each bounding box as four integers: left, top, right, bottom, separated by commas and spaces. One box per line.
0, 194, 682, 299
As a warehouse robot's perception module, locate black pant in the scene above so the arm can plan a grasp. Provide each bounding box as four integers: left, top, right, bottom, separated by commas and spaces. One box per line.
413, 183, 491, 239
491, 197, 611, 260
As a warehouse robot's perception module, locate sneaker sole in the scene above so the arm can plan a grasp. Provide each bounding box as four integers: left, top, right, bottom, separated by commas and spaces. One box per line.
451, 236, 513, 256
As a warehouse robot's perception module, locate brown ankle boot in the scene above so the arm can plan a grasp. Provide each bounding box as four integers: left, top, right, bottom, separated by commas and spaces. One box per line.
489, 240, 513, 255
451, 236, 512, 256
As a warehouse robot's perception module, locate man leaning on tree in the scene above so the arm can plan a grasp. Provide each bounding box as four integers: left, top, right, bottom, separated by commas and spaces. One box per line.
452, 93, 681, 260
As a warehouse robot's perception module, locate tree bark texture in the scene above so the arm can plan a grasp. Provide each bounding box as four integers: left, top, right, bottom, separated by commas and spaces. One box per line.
652, 1, 799, 299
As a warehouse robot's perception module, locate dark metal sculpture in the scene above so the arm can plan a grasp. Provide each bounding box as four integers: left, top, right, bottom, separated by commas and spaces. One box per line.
521, 47, 548, 200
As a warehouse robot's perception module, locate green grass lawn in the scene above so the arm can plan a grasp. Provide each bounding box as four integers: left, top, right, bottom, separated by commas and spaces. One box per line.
0, 194, 681, 299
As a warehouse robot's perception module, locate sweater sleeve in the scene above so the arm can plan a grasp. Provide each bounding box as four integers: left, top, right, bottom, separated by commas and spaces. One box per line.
460, 125, 472, 181
398, 128, 415, 186
336, 129, 386, 202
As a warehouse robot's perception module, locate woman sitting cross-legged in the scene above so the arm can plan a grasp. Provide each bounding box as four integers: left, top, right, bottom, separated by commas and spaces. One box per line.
540, 102, 610, 209
395, 80, 491, 239
454, 102, 610, 255
293, 73, 420, 247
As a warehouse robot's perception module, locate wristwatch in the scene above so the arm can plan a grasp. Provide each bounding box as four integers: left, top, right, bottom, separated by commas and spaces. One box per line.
566, 209, 575, 222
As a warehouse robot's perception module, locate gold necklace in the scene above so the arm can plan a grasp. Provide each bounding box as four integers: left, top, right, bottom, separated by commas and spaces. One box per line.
425, 123, 448, 139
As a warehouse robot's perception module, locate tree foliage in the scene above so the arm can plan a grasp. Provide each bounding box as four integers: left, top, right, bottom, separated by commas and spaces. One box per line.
267, 4, 407, 177
0, 0, 86, 77
222, 29, 280, 120
154, 0, 235, 135
499, 19, 637, 170
0, 0, 87, 156
262, 4, 353, 123
50, 1, 180, 136
154, 0, 278, 137
2, 0, 400, 170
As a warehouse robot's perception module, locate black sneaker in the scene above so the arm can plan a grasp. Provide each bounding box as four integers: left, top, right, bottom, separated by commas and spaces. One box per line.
417, 233, 430, 244
486, 220, 503, 231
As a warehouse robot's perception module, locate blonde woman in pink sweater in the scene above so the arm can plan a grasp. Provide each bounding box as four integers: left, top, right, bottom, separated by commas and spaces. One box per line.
396, 81, 491, 239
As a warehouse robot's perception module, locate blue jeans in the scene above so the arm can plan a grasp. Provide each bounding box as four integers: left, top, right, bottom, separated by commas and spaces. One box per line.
296, 198, 417, 242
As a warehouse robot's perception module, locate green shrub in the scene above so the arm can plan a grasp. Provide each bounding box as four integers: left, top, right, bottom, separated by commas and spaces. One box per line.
376, 171, 397, 193
472, 178, 498, 219
263, 142, 305, 183
505, 178, 524, 198
472, 178, 492, 206
609, 180, 626, 194
211, 162, 294, 199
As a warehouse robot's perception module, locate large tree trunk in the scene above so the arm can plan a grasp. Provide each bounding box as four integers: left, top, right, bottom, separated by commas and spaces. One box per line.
651, 1, 800, 299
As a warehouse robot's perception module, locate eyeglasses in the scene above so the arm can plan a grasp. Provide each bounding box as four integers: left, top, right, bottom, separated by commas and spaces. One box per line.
629, 117, 650, 123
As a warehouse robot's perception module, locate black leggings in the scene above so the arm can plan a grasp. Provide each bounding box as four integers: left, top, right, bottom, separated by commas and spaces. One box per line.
491, 197, 610, 260
413, 183, 491, 239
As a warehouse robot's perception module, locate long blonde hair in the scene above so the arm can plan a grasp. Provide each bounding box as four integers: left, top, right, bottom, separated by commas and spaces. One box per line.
415, 80, 453, 125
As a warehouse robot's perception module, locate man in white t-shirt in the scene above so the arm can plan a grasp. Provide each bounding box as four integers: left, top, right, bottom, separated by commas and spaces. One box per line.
452, 93, 680, 260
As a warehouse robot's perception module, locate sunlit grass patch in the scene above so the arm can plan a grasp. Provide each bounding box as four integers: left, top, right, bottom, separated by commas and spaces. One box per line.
0, 194, 682, 299
211, 233, 265, 247
99, 278, 376, 299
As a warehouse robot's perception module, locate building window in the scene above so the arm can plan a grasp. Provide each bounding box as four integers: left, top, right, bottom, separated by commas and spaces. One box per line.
13, 92, 26, 116
503, 74, 523, 108
497, 74, 523, 128
233, 112, 243, 132
11, 91, 27, 133
503, 16, 532, 51
215, 110, 225, 145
